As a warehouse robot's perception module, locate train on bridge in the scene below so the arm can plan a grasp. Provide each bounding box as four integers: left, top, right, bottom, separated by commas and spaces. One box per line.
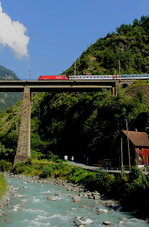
38, 74, 149, 80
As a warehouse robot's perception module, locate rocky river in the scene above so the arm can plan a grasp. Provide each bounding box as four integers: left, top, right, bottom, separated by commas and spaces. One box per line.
0, 175, 148, 227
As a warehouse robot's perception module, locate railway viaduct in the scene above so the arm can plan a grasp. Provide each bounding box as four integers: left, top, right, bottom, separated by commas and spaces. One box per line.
0, 79, 117, 164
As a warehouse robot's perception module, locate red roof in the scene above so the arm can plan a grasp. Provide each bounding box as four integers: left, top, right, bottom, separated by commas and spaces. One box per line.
122, 130, 149, 147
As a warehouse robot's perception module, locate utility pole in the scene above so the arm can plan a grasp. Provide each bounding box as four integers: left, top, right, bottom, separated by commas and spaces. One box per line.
118, 60, 121, 74
74, 58, 80, 75
27, 59, 31, 80
126, 119, 131, 172
121, 137, 124, 173
74, 62, 77, 76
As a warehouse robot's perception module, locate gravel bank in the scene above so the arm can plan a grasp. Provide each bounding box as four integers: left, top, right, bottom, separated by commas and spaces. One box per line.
0, 184, 16, 217
2, 173, 120, 211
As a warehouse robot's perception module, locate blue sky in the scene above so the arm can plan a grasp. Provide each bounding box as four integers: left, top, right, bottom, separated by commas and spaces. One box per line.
0, 0, 148, 80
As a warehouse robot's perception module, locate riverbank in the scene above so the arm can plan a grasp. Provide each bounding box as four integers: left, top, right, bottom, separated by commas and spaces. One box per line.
0, 174, 15, 217
0, 184, 15, 213
1, 175, 148, 227
0, 174, 7, 198
1, 173, 120, 210
1, 161, 149, 221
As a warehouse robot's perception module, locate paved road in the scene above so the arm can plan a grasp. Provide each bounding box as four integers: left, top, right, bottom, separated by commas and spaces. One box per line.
68, 161, 101, 171
68, 161, 149, 174
68, 161, 125, 173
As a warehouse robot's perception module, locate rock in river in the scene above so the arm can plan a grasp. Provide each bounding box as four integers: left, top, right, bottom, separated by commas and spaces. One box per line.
103, 221, 112, 225
47, 196, 61, 201
74, 216, 93, 226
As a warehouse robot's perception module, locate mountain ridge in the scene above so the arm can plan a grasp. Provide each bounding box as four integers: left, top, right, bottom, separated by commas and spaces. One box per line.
0, 65, 21, 112
63, 16, 149, 76
0, 65, 19, 80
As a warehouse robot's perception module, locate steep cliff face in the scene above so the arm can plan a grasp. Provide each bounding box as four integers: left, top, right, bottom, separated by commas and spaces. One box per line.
0, 65, 22, 112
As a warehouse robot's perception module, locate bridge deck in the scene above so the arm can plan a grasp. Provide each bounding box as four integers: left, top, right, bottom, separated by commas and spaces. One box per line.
0, 80, 116, 92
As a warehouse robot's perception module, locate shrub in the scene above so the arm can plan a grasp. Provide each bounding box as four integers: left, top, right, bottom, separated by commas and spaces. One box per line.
127, 166, 149, 191
0, 160, 12, 172
95, 172, 116, 194
120, 166, 149, 218
46, 151, 60, 163
51, 163, 73, 178
11, 161, 34, 174
11, 162, 27, 174
104, 174, 116, 193
79, 172, 97, 190
113, 174, 128, 198
68, 167, 97, 188
31, 150, 45, 160
39, 166, 53, 178
0, 143, 15, 163
68, 167, 87, 184
25, 158, 33, 166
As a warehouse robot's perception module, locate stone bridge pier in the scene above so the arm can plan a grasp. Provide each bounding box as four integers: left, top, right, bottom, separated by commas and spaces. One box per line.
10, 80, 117, 165
14, 87, 31, 165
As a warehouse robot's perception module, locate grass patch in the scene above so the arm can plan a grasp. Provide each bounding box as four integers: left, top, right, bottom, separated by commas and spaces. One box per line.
11, 159, 73, 179
129, 80, 149, 88
0, 174, 7, 198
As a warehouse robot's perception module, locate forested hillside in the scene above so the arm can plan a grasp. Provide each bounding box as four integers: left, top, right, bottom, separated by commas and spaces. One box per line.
0, 16, 149, 164
64, 16, 149, 75
0, 65, 22, 112
0, 16, 149, 221
0, 88, 148, 164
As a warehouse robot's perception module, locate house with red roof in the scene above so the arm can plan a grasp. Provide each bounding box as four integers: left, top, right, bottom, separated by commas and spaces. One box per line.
113, 130, 149, 167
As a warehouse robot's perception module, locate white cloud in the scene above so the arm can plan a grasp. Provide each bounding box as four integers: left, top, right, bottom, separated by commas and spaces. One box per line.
0, 3, 30, 59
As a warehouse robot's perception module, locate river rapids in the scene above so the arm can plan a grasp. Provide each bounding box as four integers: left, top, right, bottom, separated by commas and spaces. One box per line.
0, 177, 148, 227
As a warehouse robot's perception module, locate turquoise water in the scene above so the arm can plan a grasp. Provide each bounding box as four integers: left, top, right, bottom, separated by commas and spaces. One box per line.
0, 177, 148, 227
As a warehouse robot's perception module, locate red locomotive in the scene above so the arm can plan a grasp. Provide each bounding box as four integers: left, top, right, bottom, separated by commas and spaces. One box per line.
38, 74, 149, 80
38, 75, 68, 80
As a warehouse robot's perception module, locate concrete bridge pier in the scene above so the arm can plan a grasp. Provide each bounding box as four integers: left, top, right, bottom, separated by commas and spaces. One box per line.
112, 85, 117, 96
14, 86, 31, 165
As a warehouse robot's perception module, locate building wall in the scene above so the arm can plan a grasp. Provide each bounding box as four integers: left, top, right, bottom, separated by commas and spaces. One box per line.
113, 134, 136, 167
136, 148, 149, 165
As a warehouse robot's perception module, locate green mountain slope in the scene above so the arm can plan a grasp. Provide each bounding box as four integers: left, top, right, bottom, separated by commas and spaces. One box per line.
0, 65, 22, 112
0, 16, 149, 164
0, 65, 19, 80
0, 88, 148, 164
64, 16, 149, 75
